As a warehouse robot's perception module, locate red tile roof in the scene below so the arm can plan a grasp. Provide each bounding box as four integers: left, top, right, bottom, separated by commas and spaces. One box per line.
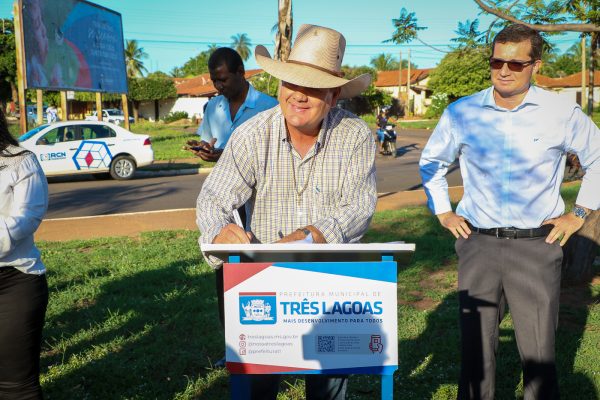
375, 68, 434, 87
175, 69, 264, 97
536, 71, 600, 88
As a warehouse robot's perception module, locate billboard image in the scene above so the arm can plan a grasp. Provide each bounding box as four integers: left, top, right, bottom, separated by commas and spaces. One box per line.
20, 0, 128, 93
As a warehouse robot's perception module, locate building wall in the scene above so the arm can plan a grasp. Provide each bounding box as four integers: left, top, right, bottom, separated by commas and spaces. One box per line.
377, 76, 431, 116
547, 87, 600, 107
137, 97, 209, 121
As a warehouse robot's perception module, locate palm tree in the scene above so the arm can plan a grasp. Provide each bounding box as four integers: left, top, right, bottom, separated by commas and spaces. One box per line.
451, 19, 485, 49
370, 53, 399, 71
274, 0, 293, 61
207, 43, 219, 55
169, 66, 185, 78
231, 33, 252, 61
124, 39, 148, 78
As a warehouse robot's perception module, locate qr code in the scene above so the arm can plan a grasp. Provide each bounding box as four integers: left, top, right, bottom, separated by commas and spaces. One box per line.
317, 335, 336, 353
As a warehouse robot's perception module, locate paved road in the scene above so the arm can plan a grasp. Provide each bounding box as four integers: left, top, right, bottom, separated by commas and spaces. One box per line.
46, 129, 463, 218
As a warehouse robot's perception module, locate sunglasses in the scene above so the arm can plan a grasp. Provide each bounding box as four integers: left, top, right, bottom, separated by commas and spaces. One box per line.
489, 57, 535, 72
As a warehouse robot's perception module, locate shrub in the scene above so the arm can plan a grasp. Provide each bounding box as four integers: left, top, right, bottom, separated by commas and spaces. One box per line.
162, 111, 188, 123
424, 93, 449, 119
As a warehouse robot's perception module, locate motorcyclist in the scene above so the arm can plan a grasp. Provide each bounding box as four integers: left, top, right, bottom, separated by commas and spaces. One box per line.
376, 108, 388, 154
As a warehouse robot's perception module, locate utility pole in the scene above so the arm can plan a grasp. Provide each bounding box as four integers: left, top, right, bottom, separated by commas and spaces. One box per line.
581, 37, 587, 111
588, 33, 597, 116
398, 50, 403, 109
406, 49, 411, 117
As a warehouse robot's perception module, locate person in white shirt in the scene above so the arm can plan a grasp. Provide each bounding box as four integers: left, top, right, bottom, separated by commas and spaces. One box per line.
420, 24, 599, 400
0, 107, 49, 400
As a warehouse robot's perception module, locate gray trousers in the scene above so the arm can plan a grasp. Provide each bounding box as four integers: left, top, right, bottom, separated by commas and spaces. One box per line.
455, 233, 563, 400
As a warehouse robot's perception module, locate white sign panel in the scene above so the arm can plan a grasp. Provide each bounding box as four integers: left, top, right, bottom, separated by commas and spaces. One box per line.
224, 261, 398, 375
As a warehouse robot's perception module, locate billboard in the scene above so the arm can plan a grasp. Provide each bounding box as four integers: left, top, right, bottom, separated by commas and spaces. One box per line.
20, 0, 128, 93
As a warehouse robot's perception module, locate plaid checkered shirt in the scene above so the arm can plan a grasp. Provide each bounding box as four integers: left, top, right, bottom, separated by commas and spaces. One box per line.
196, 106, 377, 267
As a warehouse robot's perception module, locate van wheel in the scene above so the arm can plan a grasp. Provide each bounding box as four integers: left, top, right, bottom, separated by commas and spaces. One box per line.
110, 156, 136, 180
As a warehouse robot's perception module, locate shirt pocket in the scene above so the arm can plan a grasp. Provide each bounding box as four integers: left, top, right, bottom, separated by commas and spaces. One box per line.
521, 130, 564, 159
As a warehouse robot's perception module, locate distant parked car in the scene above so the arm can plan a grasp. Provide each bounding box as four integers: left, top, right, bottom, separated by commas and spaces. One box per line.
18, 121, 153, 180
16, 105, 49, 125
85, 108, 134, 125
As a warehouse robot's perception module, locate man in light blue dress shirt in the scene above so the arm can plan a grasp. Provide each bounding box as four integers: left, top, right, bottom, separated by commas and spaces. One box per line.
420, 24, 599, 400
187, 47, 277, 162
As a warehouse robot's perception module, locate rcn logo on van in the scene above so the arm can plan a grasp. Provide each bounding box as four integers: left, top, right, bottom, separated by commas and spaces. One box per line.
40, 152, 67, 161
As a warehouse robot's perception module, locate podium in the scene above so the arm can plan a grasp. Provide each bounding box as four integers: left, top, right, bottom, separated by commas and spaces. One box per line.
202, 242, 415, 399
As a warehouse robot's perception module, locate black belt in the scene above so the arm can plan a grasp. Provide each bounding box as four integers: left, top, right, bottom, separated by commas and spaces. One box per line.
466, 222, 552, 239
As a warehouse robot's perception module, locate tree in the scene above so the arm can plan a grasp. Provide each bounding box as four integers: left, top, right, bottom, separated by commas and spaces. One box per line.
146, 71, 169, 79
124, 39, 148, 78
169, 66, 185, 78
387, 8, 427, 44
541, 40, 589, 77
0, 18, 17, 109
451, 19, 486, 48
231, 33, 252, 61
369, 53, 417, 71
370, 53, 398, 71
180, 51, 211, 77
274, 0, 293, 61
473, 0, 599, 32
207, 43, 219, 54
250, 73, 279, 97
128, 77, 177, 122
427, 46, 491, 100
337, 65, 393, 115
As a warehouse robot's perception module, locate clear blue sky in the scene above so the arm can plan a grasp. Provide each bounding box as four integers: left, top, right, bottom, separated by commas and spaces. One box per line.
1, 0, 580, 74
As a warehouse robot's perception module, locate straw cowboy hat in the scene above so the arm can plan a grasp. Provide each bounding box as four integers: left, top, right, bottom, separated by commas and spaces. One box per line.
255, 24, 371, 99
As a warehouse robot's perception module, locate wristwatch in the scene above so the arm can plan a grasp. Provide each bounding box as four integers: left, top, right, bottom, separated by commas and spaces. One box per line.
572, 206, 588, 220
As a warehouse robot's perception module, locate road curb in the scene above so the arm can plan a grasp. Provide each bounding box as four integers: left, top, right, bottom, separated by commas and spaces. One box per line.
36, 187, 467, 242
136, 167, 213, 177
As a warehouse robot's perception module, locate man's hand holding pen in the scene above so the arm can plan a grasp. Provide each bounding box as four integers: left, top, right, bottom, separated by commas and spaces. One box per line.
212, 223, 256, 244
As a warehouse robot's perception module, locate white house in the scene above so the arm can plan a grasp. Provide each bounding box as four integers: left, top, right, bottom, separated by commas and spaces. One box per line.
374, 68, 434, 116
535, 71, 600, 107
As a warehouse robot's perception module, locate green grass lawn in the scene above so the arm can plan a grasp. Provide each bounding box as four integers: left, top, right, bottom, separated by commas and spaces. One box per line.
129, 121, 201, 161
37, 188, 599, 399
8, 121, 20, 138
360, 114, 439, 131
397, 119, 439, 130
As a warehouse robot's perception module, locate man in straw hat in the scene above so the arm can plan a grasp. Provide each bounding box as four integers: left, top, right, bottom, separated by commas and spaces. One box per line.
196, 24, 377, 399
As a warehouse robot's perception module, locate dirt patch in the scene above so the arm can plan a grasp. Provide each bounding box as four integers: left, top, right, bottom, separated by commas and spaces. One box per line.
420, 269, 457, 290
399, 269, 456, 311
412, 297, 439, 310
398, 295, 439, 311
